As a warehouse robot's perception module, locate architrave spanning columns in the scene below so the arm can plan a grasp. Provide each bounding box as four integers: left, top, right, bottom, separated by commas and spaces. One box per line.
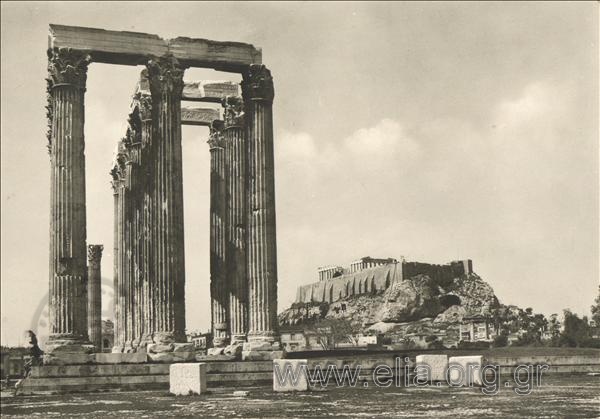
46, 24, 281, 356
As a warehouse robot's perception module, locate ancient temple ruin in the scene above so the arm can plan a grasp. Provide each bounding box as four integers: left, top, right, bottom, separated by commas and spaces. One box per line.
45, 24, 279, 358
296, 258, 474, 305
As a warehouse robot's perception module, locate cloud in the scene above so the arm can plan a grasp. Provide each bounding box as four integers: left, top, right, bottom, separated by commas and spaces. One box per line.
344, 118, 420, 159
278, 131, 318, 159
494, 81, 569, 131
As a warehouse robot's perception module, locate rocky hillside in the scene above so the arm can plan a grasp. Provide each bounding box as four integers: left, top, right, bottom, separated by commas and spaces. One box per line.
279, 272, 499, 341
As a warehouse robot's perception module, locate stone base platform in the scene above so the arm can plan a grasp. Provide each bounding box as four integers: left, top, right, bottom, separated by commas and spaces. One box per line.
17, 361, 274, 395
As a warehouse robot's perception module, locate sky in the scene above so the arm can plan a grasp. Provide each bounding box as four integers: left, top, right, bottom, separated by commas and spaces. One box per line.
1, 2, 598, 347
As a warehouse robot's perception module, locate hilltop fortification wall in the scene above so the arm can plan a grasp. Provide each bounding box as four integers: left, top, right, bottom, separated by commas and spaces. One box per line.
295, 259, 472, 305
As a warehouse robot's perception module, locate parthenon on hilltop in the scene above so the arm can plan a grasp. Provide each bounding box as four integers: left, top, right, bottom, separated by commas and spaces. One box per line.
45, 24, 279, 361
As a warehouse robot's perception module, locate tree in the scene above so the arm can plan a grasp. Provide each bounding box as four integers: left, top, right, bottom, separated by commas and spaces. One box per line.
591, 285, 600, 326
546, 313, 561, 346
305, 318, 363, 350
493, 331, 509, 348
558, 310, 590, 347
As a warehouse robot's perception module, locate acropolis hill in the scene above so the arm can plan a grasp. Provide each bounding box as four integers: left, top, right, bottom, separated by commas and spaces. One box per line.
279, 257, 499, 345
294, 257, 473, 305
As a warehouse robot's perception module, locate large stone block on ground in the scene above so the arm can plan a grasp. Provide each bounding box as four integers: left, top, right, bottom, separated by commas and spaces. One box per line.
224, 343, 243, 358
147, 343, 174, 353
43, 353, 94, 365
207, 347, 225, 356
273, 359, 308, 392
169, 363, 207, 396
148, 351, 196, 363
415, 354, 448, 382
94, 353, 147, 364
195, 354, 237, 362
243, 341, 274, 352
172, 343, 195, 352
242, 350, 285, 361
448, 355, 484, 386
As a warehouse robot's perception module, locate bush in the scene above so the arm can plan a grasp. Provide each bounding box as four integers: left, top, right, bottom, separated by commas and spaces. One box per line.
493, 333, 508, 348
457, 340, 491, 350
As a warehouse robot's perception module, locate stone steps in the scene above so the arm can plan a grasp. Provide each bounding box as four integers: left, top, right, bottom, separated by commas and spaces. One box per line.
18, 361, 274, 395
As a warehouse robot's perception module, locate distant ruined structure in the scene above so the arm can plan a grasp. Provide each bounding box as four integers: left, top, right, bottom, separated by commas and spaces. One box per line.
296, 257, 473, 305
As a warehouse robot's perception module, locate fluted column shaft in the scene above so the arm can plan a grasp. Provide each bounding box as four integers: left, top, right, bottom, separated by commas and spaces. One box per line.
111, 183, 120, 350
209, 121, 230, 347
145, 55, 186, 344
46, 48, 92, 351
137, 97, 154, 345
130, 144, 143, 348
118, 180, 127, 348
242, 65, 279, 342
87, 245, 103, 351
223, 97, 248, 343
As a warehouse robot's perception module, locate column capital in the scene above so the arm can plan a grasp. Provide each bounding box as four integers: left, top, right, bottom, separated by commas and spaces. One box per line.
47, 47, 91, 89
145, 54, 185, 98
222, 96, 244, 129
87, 245, 104, 264
207, 120, 226, 150
46, 48, 91, 154
241, 64, 274, 102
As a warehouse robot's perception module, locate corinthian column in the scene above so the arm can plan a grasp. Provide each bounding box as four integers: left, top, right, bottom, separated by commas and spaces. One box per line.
110, 150, 127, 352
208, 120, 230, 347
110, 167, 123, 353
241, 65, 279, 343
145, 55, 187, 345
135, 92, 154, 347
87, 245, 103, 352
46, 47, 93, 353
223, 97, 248, 343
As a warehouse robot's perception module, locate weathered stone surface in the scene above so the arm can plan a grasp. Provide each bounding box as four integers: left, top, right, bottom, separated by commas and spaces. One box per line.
242, 65, 279, 343
448, 355, 484, 387
43, 353, 95, 365
143, 55, 187, 346
207, 347, 225, 356
137, 79, 239, 103
169, 363, 207, 396
172, 343, 196, 352
87, 245, 103, 352
415, 354, 448, 382
184, 81, 240, 102
195, 354, 237, 362
49, 24, 261, 70
223, 96, 248, 343
280, 272, 499, 338
208, 121, 231, 347
181, 107, 220, 126
147, 351, 196, 363
223, 343, 243, 358
147, 343, 175, 354
94, 353, 147, 364
273, 359, 308, 392
243, 341, 274, 352
46, 47, 92, 353
242, 350, 284, 361
44, 341, 95, 353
